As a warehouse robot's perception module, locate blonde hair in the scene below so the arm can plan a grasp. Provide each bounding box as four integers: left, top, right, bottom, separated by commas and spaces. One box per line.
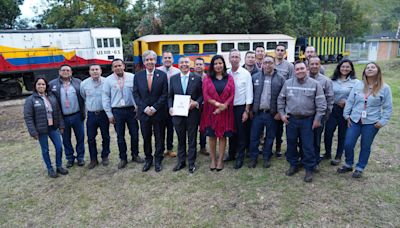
362, 62, 384, 96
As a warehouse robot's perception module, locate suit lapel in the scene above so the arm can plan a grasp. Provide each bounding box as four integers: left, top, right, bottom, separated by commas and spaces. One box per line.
177, 74, 185, 94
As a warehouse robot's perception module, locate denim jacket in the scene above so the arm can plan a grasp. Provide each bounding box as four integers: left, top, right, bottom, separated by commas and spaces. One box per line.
343, 81, 392, 126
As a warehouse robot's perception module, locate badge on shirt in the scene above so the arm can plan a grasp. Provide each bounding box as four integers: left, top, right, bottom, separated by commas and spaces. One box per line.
120, 99, 125, 106
361, 111, 367, 118
288, 90, 294, 96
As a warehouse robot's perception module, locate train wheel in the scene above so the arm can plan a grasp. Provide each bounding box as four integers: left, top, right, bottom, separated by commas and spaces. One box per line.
0, 81, 23, 97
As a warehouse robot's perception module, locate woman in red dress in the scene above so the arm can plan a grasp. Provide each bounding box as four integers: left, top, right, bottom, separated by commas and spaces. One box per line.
200, 55, 235, 171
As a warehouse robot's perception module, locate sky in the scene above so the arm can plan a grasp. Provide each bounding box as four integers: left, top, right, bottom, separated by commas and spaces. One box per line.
19, 0, 46, 20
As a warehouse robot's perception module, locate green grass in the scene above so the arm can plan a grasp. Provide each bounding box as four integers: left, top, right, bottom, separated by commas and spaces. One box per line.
1, 59, 399, 227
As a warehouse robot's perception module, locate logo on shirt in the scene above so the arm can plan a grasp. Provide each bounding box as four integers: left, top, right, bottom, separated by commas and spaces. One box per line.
288, 90, 294, 96
254, 79, 259, 86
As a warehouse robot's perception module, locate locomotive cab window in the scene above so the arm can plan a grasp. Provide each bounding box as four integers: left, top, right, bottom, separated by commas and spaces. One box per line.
116, 38, 121, 47
103, 38, 109, 48
203, 43, 217, 53
97, 39, 102, 48
162, 44, 180, 54
238, 42, 250, 51
109, 38, 115, 47
267, 42, 277, 50
183, 44, 199, 54
221, 43, 234, 52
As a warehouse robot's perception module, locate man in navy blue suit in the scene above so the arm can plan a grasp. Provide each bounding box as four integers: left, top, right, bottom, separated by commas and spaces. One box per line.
168, 56, 203, 173
133, 50, 168, 172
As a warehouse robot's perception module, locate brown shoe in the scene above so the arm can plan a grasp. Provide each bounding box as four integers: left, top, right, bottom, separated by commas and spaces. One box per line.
165, 150, 177, 157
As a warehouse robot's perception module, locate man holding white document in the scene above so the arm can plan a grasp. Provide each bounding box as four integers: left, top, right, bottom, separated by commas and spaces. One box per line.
168, 56, 203, 173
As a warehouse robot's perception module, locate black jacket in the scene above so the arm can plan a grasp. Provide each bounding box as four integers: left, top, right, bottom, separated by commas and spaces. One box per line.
24, 92, 64, 137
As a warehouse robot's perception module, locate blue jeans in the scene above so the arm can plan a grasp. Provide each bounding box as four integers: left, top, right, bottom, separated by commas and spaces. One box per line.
313, 120, 325, 164
324, 104, 347, 159
285, 116, 315, 171
38, 126, 63, 171
249, 111, 277, 161
112, 107, 139, 161
63, 112, 85, 162
87, 111, 110, 161
343, 121, 379, 171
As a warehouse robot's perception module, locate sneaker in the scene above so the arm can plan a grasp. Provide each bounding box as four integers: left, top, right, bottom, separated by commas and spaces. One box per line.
77, 160, 85, 166
102, 157, 110, 166
48, 170, 58, 178
304, 170, 313, 182
66, 160, 74, 168
337, 166, 353, 174
87, 160, 99, 169
330, 158, 341, 166
286, 166, 299, 176
352, 170, 363, 178
56, 167, 69, 175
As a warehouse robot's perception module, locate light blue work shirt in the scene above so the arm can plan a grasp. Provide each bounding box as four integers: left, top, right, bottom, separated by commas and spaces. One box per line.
102, 72, 136, 118
60, 82, 80, 115
343, 81, 392, 126
332, 77, 359, 105
80, 76, 105, 112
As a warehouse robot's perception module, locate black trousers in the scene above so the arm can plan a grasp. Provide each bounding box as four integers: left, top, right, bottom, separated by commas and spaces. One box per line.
140, 118, 165, 164
228, 105, 250, 162
174, 118, 198, 166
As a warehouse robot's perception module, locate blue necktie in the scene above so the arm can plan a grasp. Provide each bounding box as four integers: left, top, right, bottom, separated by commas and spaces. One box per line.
182, 76, 188, 94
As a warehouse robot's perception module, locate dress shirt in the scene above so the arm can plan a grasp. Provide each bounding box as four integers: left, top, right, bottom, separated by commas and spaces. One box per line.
228, 66, 253, 106
80, 77, 105, 112
60, 82, 80, 115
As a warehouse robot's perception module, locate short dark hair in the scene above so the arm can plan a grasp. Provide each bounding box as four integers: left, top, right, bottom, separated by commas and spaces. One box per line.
209, 55, 228, 79
276, 43, 287, 50
195, 57, 205, 63
332, 59, 356, 80
245, 51, 255, 57
33, 77, 49, 94
294, 60, 306, 68
89, 64, 101, 70
255, 45, 265, 51
112, 58, 125, 66
59, 64, 72, 70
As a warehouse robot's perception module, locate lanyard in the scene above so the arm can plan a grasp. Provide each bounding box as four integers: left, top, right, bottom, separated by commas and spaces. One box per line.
363, 89, 373, 110
114, 73, 125, 97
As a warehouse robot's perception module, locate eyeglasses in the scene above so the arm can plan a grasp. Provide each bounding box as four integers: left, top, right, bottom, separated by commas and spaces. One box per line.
263, 61, 274, 65
276, 49, 285, 52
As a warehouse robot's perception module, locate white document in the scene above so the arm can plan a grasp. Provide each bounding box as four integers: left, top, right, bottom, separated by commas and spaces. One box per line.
172, 95, 191, 116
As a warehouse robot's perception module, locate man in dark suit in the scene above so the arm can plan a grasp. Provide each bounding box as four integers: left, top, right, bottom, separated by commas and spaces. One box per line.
168, 56, 203, 173
133, 50, 168, 172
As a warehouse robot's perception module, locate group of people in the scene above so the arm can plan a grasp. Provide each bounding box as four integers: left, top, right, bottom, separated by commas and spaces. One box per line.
24, 44, 392, 183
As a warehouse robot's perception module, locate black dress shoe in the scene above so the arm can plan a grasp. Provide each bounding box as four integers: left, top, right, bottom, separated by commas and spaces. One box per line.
263, 160, 271, 168
77, 160, 85, 166
102, 157, 110, 166
132, 154, 145, 163
337, 166, 353, 174
155, 162, 162, 172
66, 160, 74, 168
48, 170, 58, 178
173, 163, 186, 172
142, 161, 152, 172
313, 164, 320, 173
286, 165, 299, 176
56, 167, 69, 175
118, 160, 128, 169
189, 164, 196, 173
275, 144, 282, 157
304, 170, 313, 182
322, 153, 332, 160
87, 160, 99, 169
248, 159, 257, 168
234, 160, 243, 169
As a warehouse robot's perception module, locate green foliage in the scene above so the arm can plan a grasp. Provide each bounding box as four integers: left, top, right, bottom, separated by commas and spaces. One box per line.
0, 0, 22, 29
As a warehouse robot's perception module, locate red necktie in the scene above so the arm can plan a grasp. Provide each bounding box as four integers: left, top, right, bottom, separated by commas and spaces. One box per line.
147, 73, 153, 92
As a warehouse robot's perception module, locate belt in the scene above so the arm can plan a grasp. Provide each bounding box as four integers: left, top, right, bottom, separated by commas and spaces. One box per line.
258, 109, 270, 113
64, 111, 80, 117
112, 106, 134, 110
289, 114, 313, 119
88, 110, 105, 115
234, 104, 246, 108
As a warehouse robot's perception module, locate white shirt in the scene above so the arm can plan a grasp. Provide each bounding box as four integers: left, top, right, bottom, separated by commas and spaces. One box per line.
228, 66, 253, 106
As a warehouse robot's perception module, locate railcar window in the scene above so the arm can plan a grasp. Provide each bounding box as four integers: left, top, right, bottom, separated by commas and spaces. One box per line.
253, 42, 264, 50
238, 42, 250, 51
221, 43, 234, 52
109, 38, 115, 47
278, 41, 288, 49
97, 39, 102, 48
184, 44, 199, 54
267, 42, 277, 50
162, 44, 180, 54
103, 38, 109, 48
116, 38, 121, 47
203, 43, 217, 53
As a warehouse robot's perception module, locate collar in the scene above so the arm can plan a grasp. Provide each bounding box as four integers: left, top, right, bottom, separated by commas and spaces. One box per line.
181, 72, 190, 77
146, 69, 155, 75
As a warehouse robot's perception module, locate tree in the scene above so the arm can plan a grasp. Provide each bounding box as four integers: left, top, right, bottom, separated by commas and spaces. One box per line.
0, 0, 23, 28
